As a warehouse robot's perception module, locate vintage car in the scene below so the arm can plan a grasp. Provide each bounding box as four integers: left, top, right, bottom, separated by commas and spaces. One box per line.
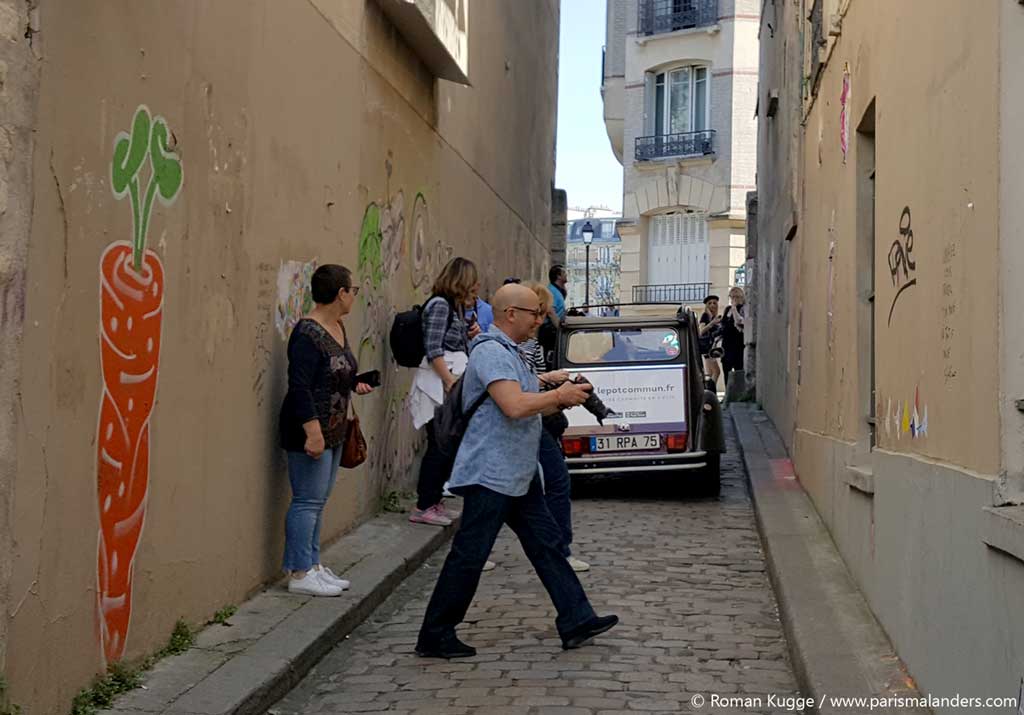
552, 306, 725, 496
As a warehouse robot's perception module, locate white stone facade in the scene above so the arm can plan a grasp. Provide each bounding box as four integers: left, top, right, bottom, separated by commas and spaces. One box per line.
603, 0, 758, 307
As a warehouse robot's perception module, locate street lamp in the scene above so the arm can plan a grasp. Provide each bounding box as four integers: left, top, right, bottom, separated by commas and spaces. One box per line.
581, 220, 594, 307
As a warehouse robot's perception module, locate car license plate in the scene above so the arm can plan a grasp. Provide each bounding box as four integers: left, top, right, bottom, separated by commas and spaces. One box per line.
590, 434, 661, 452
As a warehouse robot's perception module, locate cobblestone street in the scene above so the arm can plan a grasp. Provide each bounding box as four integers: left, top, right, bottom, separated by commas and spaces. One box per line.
272, 417, 800, 715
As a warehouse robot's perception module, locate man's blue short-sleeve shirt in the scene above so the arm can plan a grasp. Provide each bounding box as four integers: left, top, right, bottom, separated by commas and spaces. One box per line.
447, 327, 541, 497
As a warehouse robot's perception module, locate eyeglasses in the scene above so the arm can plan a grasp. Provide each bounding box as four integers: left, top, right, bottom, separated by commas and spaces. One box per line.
506, 305, 544, 318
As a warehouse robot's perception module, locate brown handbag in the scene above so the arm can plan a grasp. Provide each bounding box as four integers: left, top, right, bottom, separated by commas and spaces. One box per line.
340, 401, 367, 469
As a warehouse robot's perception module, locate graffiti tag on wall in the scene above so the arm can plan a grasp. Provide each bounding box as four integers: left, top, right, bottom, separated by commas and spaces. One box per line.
97, 105, 183, 664
275, 259, 317, 340
941, 241, 959, 384
352, 162, 456, 497
840, 64, 851, 164
886, 206, 916, 326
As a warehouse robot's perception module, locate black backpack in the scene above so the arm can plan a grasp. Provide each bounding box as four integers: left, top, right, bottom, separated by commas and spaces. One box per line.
389, 296, 454, 368
431, 340, 517, 460
432, 376, 490, 461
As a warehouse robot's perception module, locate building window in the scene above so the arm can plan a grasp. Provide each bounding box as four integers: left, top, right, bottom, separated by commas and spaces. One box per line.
651, 65, 709, 137
646, 212, 709, 287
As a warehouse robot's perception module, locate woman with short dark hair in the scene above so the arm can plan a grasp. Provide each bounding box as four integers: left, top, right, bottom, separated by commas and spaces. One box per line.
278, 264, 374, 596
408, 257, 481, 526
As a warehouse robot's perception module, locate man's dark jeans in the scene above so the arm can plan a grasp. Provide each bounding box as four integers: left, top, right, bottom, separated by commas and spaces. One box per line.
418, 477, 597, 646
416, 422, 452, 510
538, 428, 572, 558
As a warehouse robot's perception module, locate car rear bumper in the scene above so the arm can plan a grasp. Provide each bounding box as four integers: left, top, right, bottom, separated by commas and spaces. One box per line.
566, 450, 709, 475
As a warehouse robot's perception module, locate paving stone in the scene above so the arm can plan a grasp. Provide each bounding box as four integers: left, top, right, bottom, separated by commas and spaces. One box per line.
272, 418, 800, 715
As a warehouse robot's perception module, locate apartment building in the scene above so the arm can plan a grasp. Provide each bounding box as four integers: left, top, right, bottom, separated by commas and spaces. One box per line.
603, 0, 759, 310
755, 0, 1024, 706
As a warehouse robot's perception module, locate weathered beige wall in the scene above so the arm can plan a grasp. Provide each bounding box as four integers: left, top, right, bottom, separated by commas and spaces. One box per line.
7, 1, 559, 712
760, 0, 1024, 705
794, 0, 1000, 473
0, 0, 41, 681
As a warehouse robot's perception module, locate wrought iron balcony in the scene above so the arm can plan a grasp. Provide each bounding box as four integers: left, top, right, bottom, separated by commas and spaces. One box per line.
635, 130, 715, 161
638, 0, 718, 36
633, 282, 712, 304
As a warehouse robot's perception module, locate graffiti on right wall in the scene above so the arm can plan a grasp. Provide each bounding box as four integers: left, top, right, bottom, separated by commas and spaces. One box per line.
886, 206, 916, 327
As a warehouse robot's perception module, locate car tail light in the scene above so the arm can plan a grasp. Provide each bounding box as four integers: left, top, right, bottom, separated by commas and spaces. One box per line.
665, 432, 689, 453
562, 436, 587, 457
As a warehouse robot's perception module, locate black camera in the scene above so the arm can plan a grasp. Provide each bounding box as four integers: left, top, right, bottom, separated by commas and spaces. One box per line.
572, 375, 617, 425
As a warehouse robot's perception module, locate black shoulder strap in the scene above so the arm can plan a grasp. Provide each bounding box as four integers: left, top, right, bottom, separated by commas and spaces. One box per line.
463, 339, 519, 420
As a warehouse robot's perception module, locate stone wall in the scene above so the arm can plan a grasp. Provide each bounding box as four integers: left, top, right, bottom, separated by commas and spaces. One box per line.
0, 0, 41, 677
4, 1, 559, 712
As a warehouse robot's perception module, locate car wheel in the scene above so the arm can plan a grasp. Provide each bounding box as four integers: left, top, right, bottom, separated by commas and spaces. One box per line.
698, 452, 721, 498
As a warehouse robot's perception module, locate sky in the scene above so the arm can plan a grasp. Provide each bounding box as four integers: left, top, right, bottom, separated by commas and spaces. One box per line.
555, 0, 624, 214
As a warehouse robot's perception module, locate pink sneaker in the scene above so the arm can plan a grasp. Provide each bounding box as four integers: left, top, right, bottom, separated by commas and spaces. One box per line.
409, 505, 452, 526
438, 502, 461, 520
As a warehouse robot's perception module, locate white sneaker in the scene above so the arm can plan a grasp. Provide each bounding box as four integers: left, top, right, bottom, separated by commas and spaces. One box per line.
442, 481, 455, 498
482, 560, 496, 572
567, 556, 591, 573
288, 569, 343, 597
315, 564, 351, 591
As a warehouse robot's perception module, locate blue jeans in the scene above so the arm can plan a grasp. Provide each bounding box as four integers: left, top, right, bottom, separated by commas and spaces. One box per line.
283, 447, 342, 572
539, 428, 573, 558
418, 477, 596, 646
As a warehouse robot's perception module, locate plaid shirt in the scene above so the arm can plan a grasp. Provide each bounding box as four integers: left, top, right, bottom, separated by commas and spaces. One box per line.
422, 297, 468, 360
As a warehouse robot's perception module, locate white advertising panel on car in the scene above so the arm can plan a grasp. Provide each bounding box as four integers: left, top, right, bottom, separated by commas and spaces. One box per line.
564, 365, 687, 429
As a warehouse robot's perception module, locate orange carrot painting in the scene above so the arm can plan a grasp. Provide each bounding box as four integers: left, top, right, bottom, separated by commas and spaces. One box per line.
97, 105, 182, 663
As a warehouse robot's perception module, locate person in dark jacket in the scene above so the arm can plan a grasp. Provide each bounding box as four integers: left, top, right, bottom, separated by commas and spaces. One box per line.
279, 264, 374, 597
721, 287, 746, 388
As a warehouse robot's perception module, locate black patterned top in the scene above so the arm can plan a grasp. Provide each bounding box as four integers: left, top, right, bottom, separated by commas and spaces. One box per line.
279, 318, 358, 452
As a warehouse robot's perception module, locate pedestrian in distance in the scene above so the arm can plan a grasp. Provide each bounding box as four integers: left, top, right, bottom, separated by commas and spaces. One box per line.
537, 266, 567, 371
699, 294, 724, 391
721, 287, 746, 389
278, 264, 375, 597
467, 293, 494, 334
547, 264, 568, 322
408, 257, 481, 527
416, 283, 619, 659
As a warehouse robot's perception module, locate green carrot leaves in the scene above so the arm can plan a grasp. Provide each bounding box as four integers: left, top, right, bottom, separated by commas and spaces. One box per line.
111, 106, 183, 270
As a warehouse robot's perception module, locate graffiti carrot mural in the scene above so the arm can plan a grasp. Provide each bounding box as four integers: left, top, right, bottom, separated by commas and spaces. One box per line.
97, 105, 182, 663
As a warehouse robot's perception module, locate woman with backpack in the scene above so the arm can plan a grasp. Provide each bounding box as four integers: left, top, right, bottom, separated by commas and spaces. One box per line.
408, 257, 481, 526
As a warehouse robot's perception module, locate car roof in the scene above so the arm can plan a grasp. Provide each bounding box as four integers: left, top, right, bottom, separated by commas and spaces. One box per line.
562, 311, 692, 329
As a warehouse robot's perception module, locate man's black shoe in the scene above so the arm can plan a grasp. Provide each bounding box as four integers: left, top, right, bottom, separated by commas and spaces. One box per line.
561, 614, 619, 650
415, 634, 477, 659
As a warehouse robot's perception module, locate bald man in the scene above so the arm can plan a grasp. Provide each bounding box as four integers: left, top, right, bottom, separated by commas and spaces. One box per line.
416, 284, 619, 659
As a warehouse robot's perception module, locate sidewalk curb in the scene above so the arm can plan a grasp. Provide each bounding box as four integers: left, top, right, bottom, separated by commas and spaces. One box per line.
730, 404, 931, 715
99, 512, 455, 715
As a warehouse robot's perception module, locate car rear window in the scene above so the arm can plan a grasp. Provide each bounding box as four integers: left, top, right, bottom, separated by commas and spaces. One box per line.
566, 327, 681, 364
